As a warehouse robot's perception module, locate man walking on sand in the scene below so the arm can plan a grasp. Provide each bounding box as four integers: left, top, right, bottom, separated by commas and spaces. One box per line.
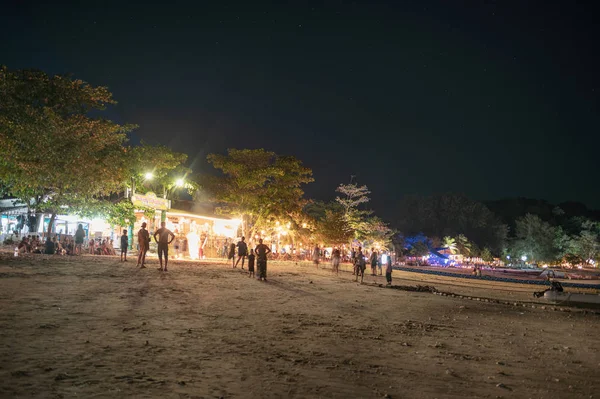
154, 221, 175, 272
255, 238, 271, 282
137, 222, 150, 268
234, 236, 248, 269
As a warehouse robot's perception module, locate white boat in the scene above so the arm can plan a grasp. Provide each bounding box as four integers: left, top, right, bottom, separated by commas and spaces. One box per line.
543, 291, 600, 307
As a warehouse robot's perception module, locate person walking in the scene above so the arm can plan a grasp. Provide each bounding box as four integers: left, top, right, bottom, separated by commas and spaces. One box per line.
255, 238, 271, 281
235, 236, 248, 269
154, 221, 175, 271
228, 243, 236, 267
136, 222, 150, 268
74, 224, 85, 255
369, 248, 378, 276
385, 252, 393, 286
313, 244, 320, 268
331, 247, 341, 275
120, 229, 129, 262
247, 248, 256, 278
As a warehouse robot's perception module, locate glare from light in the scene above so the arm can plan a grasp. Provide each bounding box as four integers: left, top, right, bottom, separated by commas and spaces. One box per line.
145, 172, 154, 180
175, 178, 184, 187
521, 255, 527, 261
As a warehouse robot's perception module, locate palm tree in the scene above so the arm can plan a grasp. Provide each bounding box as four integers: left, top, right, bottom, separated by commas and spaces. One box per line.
442, 236, 457, 254
456, 234, 472, 255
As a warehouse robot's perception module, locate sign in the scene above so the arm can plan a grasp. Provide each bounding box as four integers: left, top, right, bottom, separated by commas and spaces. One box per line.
131, 192, 171, 211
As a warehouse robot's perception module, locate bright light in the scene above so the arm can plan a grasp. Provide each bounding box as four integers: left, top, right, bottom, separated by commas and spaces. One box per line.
175, 178, 184, 187
506, 255, 510, 260
145, 172, 154, 180
542, 264, 548, 268
302, 223, 307, 228
578, 265, 583, 269
521, 255, 527, 261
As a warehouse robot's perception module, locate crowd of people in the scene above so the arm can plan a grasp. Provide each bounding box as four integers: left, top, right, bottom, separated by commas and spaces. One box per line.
12, 224, 396, 286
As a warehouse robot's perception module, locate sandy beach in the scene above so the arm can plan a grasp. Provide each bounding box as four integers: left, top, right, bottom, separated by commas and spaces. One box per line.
1, 253, 599, 398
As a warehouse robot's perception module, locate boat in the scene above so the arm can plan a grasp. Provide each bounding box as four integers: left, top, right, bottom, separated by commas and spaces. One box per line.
543, 291, 600, 308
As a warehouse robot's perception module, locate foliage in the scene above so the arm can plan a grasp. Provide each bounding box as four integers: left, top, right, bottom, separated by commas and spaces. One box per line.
0, 66, 135, 233
409, 241, 430, 258
393, 193, 508, 255
128, 142, 196, 199
510, 214, 557, 263
205, 148, 313, 238
456, 234, 472, 255
569, 220, 600, 264
442, 236, 457, 254
309, 202, 353, 245
480, 247, 493, 262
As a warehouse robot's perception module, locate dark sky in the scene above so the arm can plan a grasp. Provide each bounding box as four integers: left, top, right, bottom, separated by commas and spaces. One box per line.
2, 1, 599, 220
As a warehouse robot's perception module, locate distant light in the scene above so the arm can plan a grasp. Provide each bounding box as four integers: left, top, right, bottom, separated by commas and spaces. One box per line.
175, 178, 184, 187
145, 172, 154, 180
506, 255, 510, 260
302, 223, 307, 228
521, 255, 527, 261
542, 264, 548, 268
578, 265, 583, 269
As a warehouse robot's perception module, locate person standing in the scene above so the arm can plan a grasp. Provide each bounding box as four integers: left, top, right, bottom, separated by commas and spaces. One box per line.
120, 229, 129, 262
74, 224, 85, 255
385, 252, 393, 286
255, 238, 271, 282
354, 247, 366, 283
247, 248, 256, 278
186, 228, 199, 260
331, 247, 341, 275
235, 236, 248, 269
154, 221, 175, 272
137, 222, 150, 268
369, 248, 378, 276
228, 242, 236, 267
313, 244, 320, 268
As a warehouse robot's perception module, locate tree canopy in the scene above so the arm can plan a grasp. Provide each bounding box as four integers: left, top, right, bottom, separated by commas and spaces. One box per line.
0, 66, 135, 233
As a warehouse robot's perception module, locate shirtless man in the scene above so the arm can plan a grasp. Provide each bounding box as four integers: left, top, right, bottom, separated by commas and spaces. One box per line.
154, 221, 175, 271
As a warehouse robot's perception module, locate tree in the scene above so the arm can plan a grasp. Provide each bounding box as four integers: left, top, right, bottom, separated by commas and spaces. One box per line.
392, 193, 508, 255
335, 181, 373, 242
511, 214, 557, 263
442, 236, 457, 254
128, 142, 197, 199
205, 148, 313, 238
311, 202, 353, 245
409, 241, 430, 258
570, 220, 600, 265
480, 247, 493, 262
0, 67, 135, 234
456, 234, 472, 256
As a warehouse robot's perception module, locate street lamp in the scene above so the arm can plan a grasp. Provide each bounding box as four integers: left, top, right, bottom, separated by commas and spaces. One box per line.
145, 172, 154, 180
175, 178, 184, 187
521, 255, 527, 262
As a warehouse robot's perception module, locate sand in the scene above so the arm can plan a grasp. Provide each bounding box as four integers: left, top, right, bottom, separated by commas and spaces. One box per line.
0, 253, 599, 398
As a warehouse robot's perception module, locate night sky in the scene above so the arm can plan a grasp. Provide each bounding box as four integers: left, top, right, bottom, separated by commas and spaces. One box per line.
3, 1, 599, 220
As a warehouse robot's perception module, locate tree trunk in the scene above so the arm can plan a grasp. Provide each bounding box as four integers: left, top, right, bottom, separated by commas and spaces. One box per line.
46, 213, 56, 237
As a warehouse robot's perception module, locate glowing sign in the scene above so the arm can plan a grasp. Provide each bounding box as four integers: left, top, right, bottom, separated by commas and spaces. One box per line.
131, 192, 170, 211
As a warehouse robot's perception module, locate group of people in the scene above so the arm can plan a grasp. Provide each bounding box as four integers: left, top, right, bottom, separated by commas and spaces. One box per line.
16, 224, 88, 256
228, 236, 271, 281
134, 221, 175, 272
348, 246, 394, 284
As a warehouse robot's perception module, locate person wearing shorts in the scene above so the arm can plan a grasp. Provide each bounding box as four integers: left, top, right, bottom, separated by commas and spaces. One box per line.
137, 222, 150, 268
154, 221, 175, 272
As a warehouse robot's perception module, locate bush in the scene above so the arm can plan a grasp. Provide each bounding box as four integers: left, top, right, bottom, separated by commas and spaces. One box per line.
3, 238, 15, 245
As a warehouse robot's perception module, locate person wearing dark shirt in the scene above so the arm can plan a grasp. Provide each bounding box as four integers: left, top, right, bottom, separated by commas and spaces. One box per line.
254, 238, 271, 282
74, 224, 85, 255
137, 222, 150, 268
120, 229, 129, 262
154, 221, 175, 272
247, 249, 256, 278
235, 236, 248, 269
44, 237, 56, 255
